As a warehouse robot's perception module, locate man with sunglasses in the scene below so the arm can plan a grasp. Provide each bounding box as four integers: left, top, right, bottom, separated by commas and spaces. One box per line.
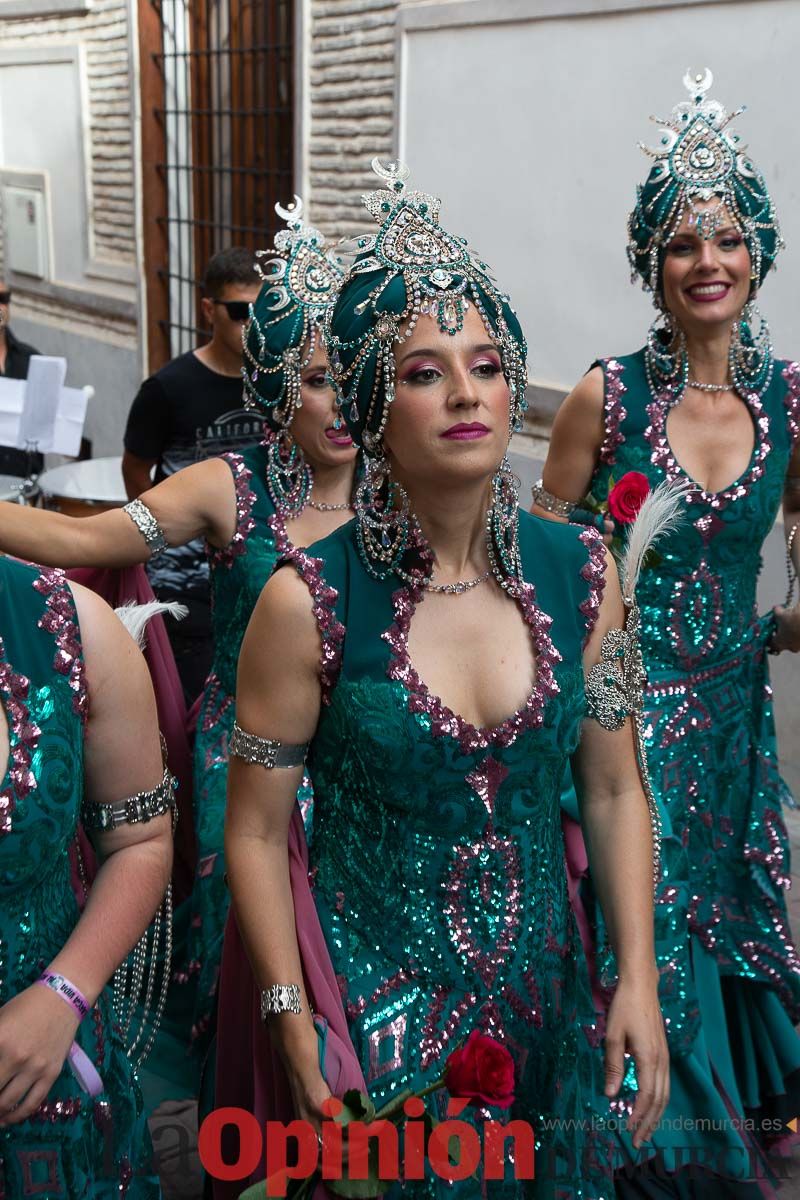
122, 246, 262, 703
0, 281, 44, 476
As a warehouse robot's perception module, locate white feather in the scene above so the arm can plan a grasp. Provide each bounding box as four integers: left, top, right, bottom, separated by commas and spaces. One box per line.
620, 479, 693, 600
114, 600, 188, 651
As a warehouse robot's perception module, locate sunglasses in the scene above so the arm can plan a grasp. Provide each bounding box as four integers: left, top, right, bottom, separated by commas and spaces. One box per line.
211, 298, 251, 322
0, 292, 10, 305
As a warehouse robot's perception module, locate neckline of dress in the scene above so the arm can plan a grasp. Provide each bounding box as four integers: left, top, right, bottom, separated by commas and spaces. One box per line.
382, 551, 562, 755
645, 382, 772, 509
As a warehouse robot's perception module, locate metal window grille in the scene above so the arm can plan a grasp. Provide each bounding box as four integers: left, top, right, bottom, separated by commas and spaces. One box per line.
140, 0, 295, 368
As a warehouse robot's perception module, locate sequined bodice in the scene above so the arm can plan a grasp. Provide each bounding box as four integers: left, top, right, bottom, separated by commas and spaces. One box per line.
207, 443, 280, 696
0, 560, 86, 1001
591, 351, 800, 673
310, 667, 585, 997
289, 513, 608, 1118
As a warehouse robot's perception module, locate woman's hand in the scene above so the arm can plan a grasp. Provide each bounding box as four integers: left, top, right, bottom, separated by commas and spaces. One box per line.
604, 973, 669, 1150
772, 602, 800, 653
286, 1061, 334, 1135
0, 986, 81, 1125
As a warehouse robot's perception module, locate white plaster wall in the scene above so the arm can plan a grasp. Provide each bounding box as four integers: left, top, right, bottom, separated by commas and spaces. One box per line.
0, 53, 88, 287
396, 0, 800, 391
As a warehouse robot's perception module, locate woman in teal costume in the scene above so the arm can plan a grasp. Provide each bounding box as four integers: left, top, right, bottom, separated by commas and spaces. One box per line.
224, 159, 672, 1198
0, 200, 359, 1082
537, 68, 800, 1144
187, 201, 359, 1051
0, 555, 172, 1196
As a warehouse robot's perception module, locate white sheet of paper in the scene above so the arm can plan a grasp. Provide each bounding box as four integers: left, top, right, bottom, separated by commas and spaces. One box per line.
0, 373, 88, 458
18, 356, 66, 450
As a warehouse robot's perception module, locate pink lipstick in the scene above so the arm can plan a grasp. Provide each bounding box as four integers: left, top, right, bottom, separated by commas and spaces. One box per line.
325, 428, 353, 446
685, 282, 732, 303
441, 422, 490, 441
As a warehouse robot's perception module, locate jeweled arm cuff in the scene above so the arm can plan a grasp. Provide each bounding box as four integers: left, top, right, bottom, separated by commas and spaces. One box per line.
123, 498, 168, 557
584, 602, 662, 888
229, 720, 309, 768
260, 983, 302, 1021
531, 480, 576, 518
82, 764, 176, 832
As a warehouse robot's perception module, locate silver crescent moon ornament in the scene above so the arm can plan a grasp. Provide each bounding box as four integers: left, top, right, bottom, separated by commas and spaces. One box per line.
370, 157, 410, 186
275, 194, 304, 223
683, 67, 713, 97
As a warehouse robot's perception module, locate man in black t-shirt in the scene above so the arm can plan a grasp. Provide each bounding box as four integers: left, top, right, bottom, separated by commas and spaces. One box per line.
0, 281, 44, 477
123, 247, 263, 703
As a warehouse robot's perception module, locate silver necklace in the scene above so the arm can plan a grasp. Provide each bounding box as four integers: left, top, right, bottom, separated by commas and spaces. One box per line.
395, 566, 491, 595
307, 492, 353, 513
686, 378, 733, 394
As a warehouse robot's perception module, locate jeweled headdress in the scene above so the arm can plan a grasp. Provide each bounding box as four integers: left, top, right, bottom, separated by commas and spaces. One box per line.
325, 159, 528, 454
242, 197, 345, 432
628, 69, 782, 302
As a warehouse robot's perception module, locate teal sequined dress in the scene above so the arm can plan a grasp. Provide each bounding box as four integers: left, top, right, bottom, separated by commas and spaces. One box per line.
282, 512, 620, 1197
0, 557, 156, 1198
188, 442, 294, 1045
589, 348, 800, 1121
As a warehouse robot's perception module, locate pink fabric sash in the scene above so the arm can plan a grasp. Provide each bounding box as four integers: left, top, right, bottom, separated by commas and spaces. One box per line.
214, 804, 366, 1200
66, 564, 196, 904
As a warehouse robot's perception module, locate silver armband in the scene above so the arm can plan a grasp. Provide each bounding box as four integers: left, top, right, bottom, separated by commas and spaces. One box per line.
229, 721, 309, 769
260, 983, 302, 1020
123, 499, 168, 557
82, 764, 176, 832
585, 600, 647, 729
585, 602, 662, 889
531, 480, 576, 518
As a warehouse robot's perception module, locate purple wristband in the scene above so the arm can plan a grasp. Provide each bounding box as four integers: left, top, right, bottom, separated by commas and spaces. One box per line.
68, 1042, 104, 1097
35, 972, 90, 1021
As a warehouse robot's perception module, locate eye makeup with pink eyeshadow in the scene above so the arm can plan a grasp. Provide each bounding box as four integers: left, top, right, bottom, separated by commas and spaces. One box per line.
399, 352, 503, 385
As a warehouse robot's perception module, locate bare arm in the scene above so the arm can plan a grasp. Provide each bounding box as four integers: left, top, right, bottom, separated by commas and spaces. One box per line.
225, 566, 331, 1125
0, 456, 238, 569
0, 584, 172, 1123
531, 368, 606, 522
122, 449, 157, 499
571, 552, 668, 1146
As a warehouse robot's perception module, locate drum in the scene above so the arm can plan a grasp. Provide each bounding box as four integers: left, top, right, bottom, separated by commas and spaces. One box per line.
38, 457, 127, 518
0, 474, 33, 503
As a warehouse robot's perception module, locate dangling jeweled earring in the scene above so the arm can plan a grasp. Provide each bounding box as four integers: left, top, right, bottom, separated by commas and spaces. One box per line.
486, 455, 522, 587
729, 300, 774, 396
354, 452, 411, 580
265, 429, 312, 515
644, 309, 687, 398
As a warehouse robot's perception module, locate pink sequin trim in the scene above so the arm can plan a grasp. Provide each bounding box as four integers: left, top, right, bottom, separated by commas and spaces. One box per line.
645, 386, 771, 511
0, 641, 41, 836
783, 361, 800, 447
744, 808, 791, 890
33, 567, 88, 722
209, 453, 258, 568
32, 1097, 83, 1122
274, 522, 345, 705
599, 358, 627, 465
578, 526, 606, 647
384, 573, 560, 755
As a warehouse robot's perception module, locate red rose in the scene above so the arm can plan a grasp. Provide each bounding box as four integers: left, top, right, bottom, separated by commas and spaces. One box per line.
607, 471, 650, 525
443, 1031, 515, 1109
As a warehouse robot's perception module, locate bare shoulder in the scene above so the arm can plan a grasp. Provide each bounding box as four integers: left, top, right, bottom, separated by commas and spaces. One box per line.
68, 581, 153, 708
242, 564, 321, 673
583, 546, 626, 668
555, 366, 605, 428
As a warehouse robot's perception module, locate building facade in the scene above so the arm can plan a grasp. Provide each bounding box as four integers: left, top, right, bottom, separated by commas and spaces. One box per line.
0, 0, 142, 455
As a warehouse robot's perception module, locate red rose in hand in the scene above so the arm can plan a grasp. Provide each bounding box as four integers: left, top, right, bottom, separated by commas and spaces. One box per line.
443, 1031, 515, 1109
607, 471, 650, 525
